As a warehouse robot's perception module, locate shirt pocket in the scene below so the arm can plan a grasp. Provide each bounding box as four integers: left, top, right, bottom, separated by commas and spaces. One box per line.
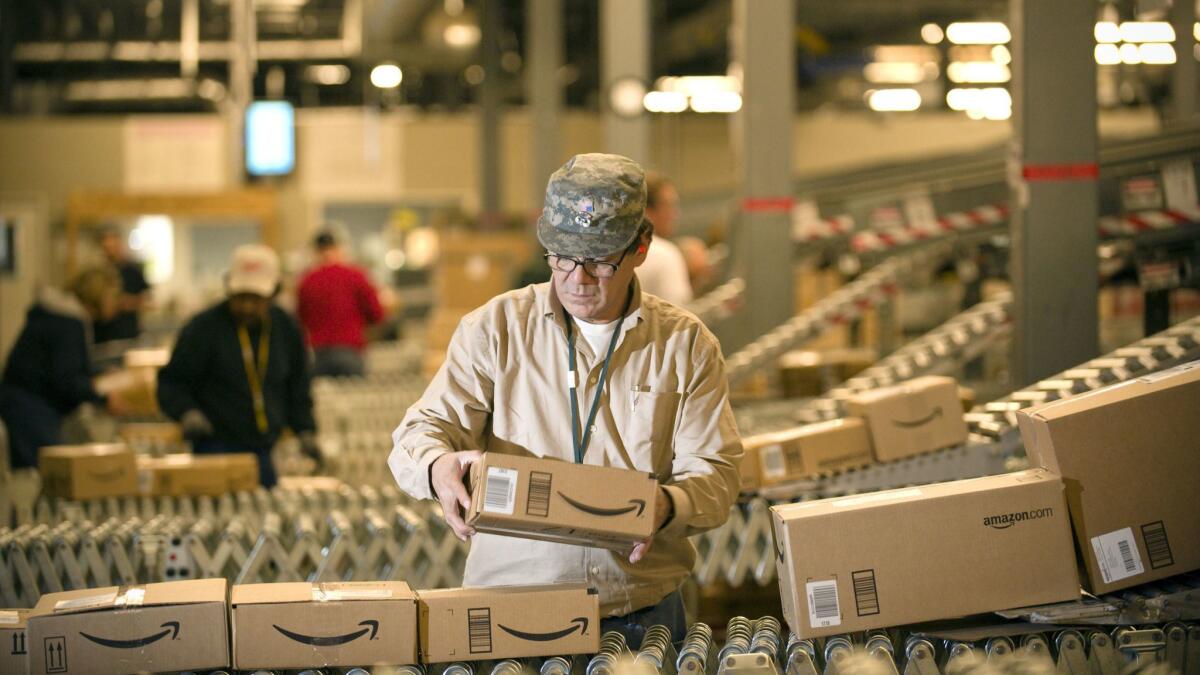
627, 386, 683, 447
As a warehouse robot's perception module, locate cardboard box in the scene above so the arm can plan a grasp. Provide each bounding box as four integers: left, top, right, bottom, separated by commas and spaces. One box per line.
772, 469, 1079, 638
137, 454, 260, 496
738, 444, 762, 493
749, 418, 873, 486
466, 453, 658, 550
0, 609, 31, 675
231, 582, 418, 669
39, 444, 138, 501
1017, 361, 1200, 594
117, 423, 183, 454
277, 476, 344, 492
846, 376, 968, 462
26, 579, 229, 675
436, 232, 530, 310
93, 367, 159, 417
418, 585, 599, 663
778, 349, 877, 398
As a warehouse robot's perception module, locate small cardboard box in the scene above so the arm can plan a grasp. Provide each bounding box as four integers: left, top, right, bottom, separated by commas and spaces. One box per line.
772, 469, 1079, 638
39, 444, 138, 501
749, 419, 873, 486
1017, 361, 1200, 594
0, 609, 31, 675
739, 444, 762, 493
137, 454, 260, 496
231, 582, 418, 669
436, 232, 530, 310
466, 453, 658, 550
93, 367, 159, 417
778, 349, 878, 398
418, 585, 599, 663
26, 579, 229, 675
846, 376, 968, 462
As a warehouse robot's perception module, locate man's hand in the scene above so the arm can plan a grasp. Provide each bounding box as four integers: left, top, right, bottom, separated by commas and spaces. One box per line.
629, 486, 673, 564
431, 451, 483, 541
180, 409, 214, 441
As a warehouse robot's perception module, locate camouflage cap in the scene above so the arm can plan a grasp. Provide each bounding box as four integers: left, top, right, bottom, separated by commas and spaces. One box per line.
537, 153, 648, 259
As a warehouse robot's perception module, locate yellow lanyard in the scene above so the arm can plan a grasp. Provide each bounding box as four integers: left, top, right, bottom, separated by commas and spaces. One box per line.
236, 318, 271, 434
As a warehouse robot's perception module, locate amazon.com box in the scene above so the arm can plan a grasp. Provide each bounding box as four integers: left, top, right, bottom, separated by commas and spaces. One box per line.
26, 579, 228, 675
466, 453, 658, 550
748, 418, 873, 486
0, 609, 31, 675
231, 581, 418, 669
772, 470, 1078, 639
138, 454, 260, 496
1017, 361, 1200, 595
38, 444, 138, 501
846, 376, 968, 462
418, 585, 598, 663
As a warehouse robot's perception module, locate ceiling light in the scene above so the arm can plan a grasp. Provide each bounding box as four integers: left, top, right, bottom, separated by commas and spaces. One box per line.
444, 23, 480, 48
947, 61, 1011, 83
1094, 44, 1121, 65
370, 63, 402, 88
863, 62, 928, 84
306, 64, 350, 86
1118, 22, 1174, 43
642, 91, 688, 113
1094, 22, 1120, 44
1119, 43, 1142, 64
946, 22, 1011, 45
689, 91, 742, 113
1139, 43, 1176, 64
920, 23, 944, 45
866, 88, 921, 112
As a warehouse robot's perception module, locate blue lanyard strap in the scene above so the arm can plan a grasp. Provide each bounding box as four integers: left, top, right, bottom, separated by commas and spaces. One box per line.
564, 290, 632, 465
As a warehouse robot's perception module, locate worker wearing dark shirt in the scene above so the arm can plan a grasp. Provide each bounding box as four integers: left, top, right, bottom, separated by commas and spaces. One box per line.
0, 269, 128, 468
93, 229, 151, 343
156, 245, 320, 487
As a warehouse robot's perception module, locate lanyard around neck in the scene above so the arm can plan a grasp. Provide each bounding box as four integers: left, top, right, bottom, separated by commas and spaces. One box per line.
563, 290, 632, 465
236, 317, 271, 434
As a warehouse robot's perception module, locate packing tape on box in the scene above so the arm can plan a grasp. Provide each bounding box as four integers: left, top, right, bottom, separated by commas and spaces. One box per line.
53, 585, 146, 612
312, 584, 393, 602
0, 610, 20, 624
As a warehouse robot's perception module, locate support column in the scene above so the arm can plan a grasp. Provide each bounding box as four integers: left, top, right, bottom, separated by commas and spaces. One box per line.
227, 0, 256, 185
479, 0, 503, 228
729, 0, 795, 352
1009, 0, 1099, 385
0, 0, 16, 113
600, 0, 650, 164
1170, 0, 1198, 121
526, 0, 562, 209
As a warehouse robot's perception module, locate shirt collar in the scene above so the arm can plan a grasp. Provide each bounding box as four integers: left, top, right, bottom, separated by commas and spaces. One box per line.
539, 276, 644, 332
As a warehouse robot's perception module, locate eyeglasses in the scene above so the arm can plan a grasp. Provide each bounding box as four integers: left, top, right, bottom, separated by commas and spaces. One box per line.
544, 248, 630, 279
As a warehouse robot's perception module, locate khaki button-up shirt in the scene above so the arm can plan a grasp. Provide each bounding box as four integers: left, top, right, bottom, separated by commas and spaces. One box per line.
389, 279, 743, 616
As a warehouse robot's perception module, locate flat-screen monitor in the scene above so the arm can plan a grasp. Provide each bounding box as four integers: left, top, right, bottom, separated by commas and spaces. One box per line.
245, 100, 296, 177
0, 219, 14, 275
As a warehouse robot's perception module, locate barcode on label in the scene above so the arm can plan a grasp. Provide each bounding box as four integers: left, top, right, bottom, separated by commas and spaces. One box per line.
784, 446, 803, 472
852, 569, 880, 617
1090, 527, 1144, 584
806, 579, 841, 628
484, 467, 517, 515
468, 607, 493, 654
527, 471, 552, 517
1141, 521, 1174, 569
761, 445, 786, 478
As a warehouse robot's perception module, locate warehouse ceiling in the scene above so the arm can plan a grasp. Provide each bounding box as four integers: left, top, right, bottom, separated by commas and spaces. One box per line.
0, 0, 1086, 114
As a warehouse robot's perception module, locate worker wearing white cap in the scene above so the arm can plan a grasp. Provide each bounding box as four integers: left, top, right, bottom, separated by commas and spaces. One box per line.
157, 244, 321, 487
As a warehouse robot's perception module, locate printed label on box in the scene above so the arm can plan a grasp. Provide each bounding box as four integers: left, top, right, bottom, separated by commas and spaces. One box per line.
483, 467, 518, 515
1091, 527, 1144, 584
806, 579, 841, 628
761, 445, 786, 478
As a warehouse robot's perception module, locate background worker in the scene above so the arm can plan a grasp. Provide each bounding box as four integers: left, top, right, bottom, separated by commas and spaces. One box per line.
297, 229, 385, 378
389, 154, 742, 647
157, 244, 321, 487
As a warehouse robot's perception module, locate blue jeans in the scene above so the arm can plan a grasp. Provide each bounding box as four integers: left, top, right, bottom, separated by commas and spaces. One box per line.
192, 438, 276, 488
312, 347, 365, 378
600, 590, 686, 650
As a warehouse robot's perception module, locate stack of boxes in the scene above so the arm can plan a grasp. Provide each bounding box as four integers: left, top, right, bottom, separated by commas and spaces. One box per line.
36, 444, 260, 500
773, 361, 1200, 638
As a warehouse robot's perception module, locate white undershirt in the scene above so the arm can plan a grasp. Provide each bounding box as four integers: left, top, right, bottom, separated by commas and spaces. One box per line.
572, 316, 619, 355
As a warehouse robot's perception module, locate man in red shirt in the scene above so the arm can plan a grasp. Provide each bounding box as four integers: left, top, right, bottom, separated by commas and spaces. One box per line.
297, 230, 385, 377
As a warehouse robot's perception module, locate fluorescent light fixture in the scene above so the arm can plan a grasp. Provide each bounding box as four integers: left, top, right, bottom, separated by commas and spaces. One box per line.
920, 23, 944, 44
306, 64, 350, 86
1120, 43, 1142, 64
1139, 43, 1176, 64
866, 88, 921, 112
130, 216, 174, 284
1119, 22, 1174, 44
689, 90, 742, 113
642, 90, 688, 113
947, 61, 1011, 83
370, 63, 402, 88
1195, 22, 1199, 42
871, 45, 939, 63
444, 23, 481, 48
946, 87, 1011, 112
609, 77, 647, 117
656, 75, 741, 95
991, 45, 1011, 65
1094, 21, 1121, 44
946, 22, 1011, 45
863, 61, 928, 84
1095, 44, 1121, 65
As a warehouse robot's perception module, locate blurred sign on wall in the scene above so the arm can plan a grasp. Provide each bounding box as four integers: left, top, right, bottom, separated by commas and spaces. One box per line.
124, 117, 225, 192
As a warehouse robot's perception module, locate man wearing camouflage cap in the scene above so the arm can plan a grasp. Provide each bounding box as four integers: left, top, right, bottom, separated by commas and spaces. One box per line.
389, 153, 743, 645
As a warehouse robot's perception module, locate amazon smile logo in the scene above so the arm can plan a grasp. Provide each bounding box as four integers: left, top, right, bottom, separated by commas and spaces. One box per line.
274, 620, 379, 646
80, 621, 179, 649
498, 617, 589, 642
983, 507, 1053, 530
556, 492, 646, 518
890, 407, 942, 429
